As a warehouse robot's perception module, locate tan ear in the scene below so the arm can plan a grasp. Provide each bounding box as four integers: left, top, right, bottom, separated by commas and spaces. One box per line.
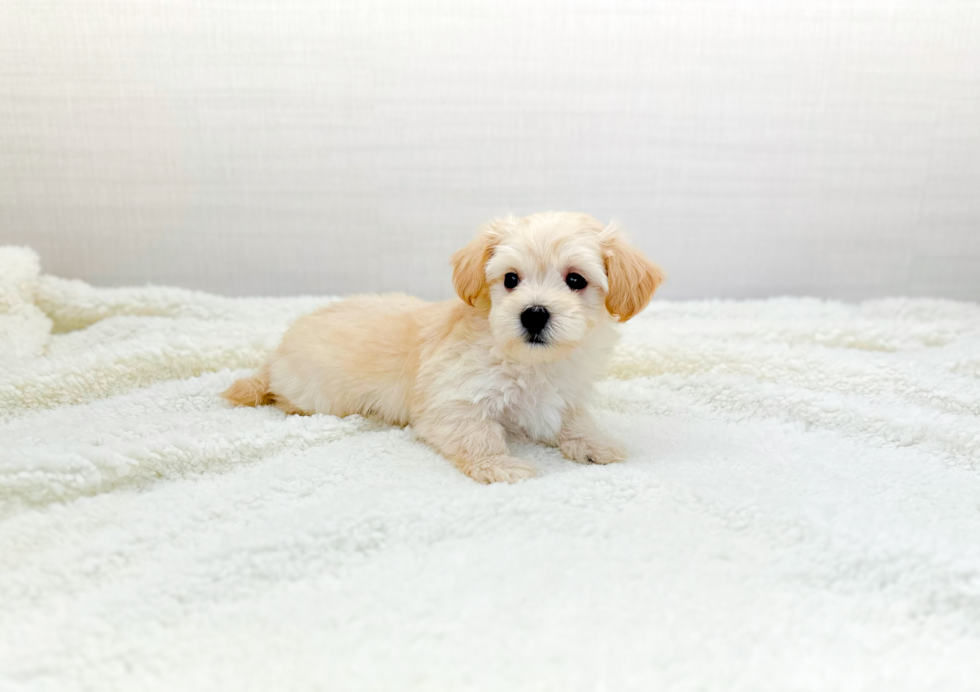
451, 225, 498, 306
603, 233, 664, 322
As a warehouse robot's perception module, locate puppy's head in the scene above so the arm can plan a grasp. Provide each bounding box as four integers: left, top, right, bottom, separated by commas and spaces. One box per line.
451, 212, 664, 362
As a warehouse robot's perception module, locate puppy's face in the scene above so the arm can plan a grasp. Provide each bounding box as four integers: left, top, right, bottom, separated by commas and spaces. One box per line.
452, 212, 663, 363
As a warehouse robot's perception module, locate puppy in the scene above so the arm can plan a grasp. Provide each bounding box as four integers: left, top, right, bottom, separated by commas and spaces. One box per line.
223, 211, 663, 483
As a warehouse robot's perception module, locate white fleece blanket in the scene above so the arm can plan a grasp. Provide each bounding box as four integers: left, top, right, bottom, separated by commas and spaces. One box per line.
2, 246, 980, 691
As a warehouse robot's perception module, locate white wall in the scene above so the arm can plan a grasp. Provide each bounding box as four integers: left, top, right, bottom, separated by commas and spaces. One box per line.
2, 0, 978, 301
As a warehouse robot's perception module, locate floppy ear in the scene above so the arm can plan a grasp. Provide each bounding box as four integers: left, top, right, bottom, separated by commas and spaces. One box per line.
602, 231, 665, 322
451, 224, 499, 307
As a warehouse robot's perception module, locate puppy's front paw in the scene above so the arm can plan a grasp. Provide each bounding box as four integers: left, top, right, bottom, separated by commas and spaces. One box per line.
464, 455, 536, 484
560, 435, 627, 465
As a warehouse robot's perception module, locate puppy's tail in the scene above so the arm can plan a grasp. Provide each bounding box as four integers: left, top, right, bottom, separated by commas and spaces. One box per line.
222, 365, 273, 407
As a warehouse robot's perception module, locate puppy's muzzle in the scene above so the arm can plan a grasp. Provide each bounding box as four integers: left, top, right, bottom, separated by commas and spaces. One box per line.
521, 306, 550, 343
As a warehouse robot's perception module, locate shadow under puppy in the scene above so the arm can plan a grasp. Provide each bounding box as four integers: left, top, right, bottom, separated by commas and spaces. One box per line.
224, 211, 663, 483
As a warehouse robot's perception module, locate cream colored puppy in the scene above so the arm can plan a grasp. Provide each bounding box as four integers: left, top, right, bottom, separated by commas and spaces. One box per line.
224, 211, 663, 483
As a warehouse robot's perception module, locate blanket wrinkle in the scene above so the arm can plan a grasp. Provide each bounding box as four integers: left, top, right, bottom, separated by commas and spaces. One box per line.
2, 247, 980, 691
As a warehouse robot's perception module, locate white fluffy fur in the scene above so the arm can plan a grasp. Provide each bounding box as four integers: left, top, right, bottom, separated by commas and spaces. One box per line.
224, 212, 663, 483
4, 248, 980, 691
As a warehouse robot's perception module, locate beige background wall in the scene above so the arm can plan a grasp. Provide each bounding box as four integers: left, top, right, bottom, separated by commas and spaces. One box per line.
2, 0, 978, 300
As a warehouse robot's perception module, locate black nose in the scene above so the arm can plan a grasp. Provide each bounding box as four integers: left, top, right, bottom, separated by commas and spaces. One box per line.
521, 306, 550, 336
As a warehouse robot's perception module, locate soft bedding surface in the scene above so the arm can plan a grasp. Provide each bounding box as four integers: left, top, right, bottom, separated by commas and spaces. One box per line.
2, 246, 980, 691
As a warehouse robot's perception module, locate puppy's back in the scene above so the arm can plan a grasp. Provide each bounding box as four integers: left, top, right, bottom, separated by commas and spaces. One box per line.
266, 294, 431, 423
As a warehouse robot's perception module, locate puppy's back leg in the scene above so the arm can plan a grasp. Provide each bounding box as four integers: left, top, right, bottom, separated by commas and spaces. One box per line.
222, 364, 273, 407
270, 395, 309, 415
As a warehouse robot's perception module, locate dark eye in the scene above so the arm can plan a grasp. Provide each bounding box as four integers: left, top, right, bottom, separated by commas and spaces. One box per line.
565, 273, 588, 290
504, 272, 520, 289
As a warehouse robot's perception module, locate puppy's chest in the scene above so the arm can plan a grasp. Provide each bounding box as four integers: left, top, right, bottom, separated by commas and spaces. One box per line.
475, 364, 576, 442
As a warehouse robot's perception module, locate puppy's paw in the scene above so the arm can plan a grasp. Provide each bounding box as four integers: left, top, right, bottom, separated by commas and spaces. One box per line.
560, 435, 627, 465
464, 455, 536, 484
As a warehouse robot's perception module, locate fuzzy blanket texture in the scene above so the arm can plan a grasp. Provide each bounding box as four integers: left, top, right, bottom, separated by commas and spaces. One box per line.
2, 246, 980, 691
